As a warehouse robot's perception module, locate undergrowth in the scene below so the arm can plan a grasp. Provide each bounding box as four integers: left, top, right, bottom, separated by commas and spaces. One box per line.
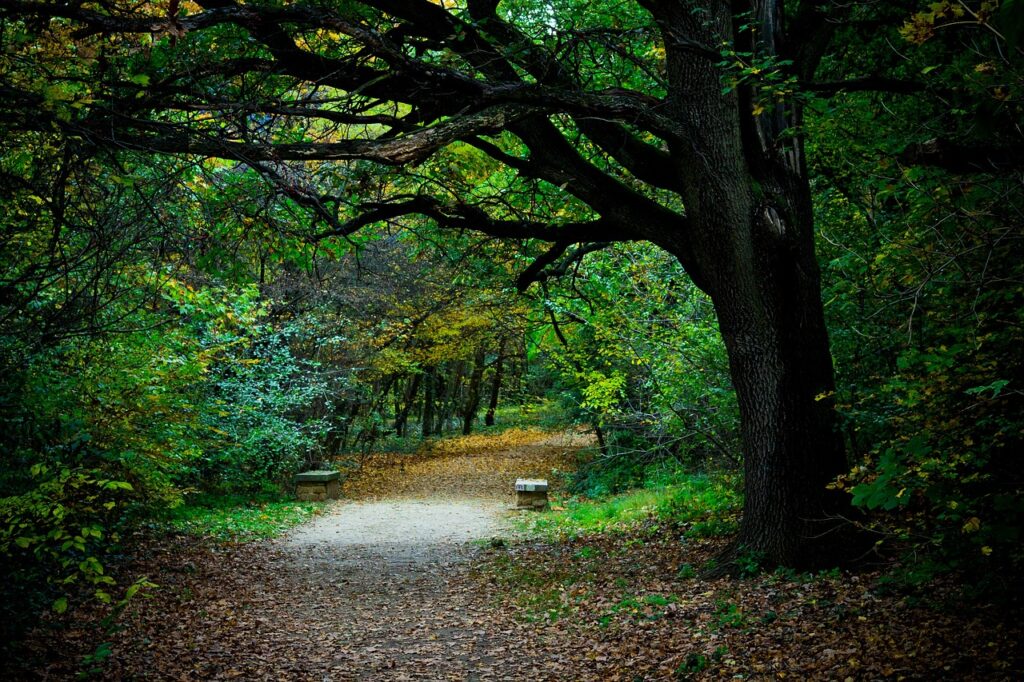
522, 468, 742, 540
158, 493, 321, 541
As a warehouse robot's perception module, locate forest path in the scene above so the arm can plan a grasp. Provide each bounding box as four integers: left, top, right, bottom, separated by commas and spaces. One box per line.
263, 429, 584, 679
29, 428, 1024, 680
99, 429, 586, 680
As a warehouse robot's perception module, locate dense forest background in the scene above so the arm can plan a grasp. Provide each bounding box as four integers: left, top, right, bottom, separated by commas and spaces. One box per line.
1, 0, 1022, 671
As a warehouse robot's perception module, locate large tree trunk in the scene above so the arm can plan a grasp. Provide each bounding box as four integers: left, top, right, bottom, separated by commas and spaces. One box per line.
655, 0, 852, 570
700, 189, 848, 568
667, 166, 850, 568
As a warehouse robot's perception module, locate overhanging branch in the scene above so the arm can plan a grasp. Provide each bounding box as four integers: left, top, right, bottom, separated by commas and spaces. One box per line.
517, 241, 612, 293
75, 106, 534, 165
310, 197, 638, 244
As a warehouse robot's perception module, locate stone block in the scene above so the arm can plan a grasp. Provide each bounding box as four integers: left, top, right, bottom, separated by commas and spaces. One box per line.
295, 470, 341, 501
515, 478, 549, 509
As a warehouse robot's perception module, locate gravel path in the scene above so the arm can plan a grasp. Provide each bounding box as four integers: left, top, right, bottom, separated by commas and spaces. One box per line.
283, 500, 509, 550
268, 498, 539, 680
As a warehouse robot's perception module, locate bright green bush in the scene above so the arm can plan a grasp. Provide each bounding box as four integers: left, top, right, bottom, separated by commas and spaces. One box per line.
541, 244, 740, 486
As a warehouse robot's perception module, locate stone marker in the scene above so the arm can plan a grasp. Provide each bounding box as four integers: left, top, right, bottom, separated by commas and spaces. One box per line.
295, 470, 341, 502
515, 478, 549, 509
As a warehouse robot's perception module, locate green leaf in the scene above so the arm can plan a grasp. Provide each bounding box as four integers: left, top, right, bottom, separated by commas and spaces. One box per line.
965, 379, 1010, 398
53, 597, 68, 614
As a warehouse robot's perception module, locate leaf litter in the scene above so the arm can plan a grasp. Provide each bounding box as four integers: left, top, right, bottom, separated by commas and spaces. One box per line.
11, 428, 1023, 679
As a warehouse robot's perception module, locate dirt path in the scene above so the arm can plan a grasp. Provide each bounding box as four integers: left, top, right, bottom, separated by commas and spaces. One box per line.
87, 429, 583, 680
275, 500, 526, 680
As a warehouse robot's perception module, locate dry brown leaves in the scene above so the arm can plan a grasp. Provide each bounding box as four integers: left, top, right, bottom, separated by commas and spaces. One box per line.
10, 430, 1024, 680
337, 428, 582, 501
469, 527, 1024, 680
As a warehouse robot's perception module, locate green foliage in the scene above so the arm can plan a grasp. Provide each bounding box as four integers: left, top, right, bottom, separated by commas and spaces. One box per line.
812, 1, 1024, 586
523, 469, 741, 539
537, 243, 740, 475
711, 598, 751, 630
160, 494, 321, 541
0, 463, 128, 616
676, 563, 697, 580
0, 219, 329, 641
675, 652, 710, 677
195, 326, 330, 493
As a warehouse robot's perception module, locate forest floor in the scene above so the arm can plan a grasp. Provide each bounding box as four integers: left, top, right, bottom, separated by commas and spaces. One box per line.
14, 428, 1024, 680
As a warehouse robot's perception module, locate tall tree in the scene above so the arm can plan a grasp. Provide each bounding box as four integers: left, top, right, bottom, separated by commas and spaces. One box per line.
1, 0, 919, 566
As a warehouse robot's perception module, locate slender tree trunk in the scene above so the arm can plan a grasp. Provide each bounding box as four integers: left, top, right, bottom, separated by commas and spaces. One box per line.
421, 367, 436, 439
484, 337, 507, 426
432, 369, 447, 435
436, 361, 466, 435
339, 399, 362, 450
394, 373, 421, 437
462, 346, 487, 435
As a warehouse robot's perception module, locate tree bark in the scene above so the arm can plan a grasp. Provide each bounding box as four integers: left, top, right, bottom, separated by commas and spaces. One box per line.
697, 194, 849, 568
394, 372, 421, 438
652, 0, 852, 569
421, 367, 436, 439
436, 361, 465, 435
484, 337, 507, 427
462, 347, 487, 435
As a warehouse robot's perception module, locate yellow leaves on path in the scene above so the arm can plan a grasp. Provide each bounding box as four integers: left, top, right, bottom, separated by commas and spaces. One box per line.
338, 428, 593, 502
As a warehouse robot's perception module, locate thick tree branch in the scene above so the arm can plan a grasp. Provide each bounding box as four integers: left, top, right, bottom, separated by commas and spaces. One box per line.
515, 241, 572, 293
73, 106, 532, 165
310, 197, 640, 245
2, 0, 696, 269
518, 241, 613, 292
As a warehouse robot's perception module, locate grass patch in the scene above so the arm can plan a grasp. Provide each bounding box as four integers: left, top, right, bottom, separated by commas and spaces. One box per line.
160, 493, 321, 541
522, 470, 741, 539
609, 593, 680, 622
